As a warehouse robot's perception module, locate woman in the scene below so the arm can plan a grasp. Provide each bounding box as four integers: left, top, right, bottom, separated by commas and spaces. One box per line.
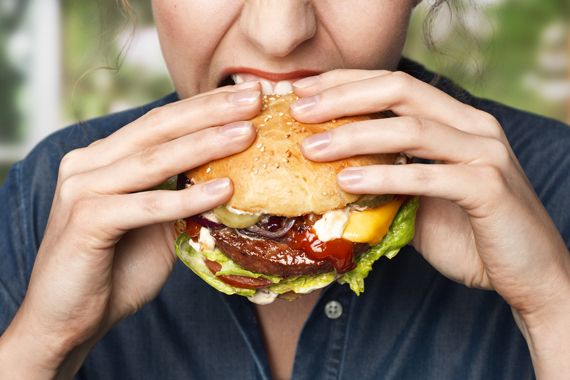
0, 1, 569, 379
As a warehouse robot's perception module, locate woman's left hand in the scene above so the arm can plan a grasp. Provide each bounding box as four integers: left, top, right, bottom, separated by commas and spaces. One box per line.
291, 69, 570, 326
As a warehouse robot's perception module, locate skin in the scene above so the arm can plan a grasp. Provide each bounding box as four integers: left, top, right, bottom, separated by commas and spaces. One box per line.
0, 1, 569, 379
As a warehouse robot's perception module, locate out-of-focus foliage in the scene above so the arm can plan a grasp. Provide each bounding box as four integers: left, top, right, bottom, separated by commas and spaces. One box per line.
61, 0, 171, 123
0, 0, 29, 143
404, 0, 569, 122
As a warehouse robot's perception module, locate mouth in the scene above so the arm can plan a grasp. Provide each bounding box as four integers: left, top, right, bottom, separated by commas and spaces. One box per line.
218, 68, 321, 95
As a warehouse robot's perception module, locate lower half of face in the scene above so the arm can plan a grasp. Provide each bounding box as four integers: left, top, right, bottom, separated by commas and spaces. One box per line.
152, 0, 417, 98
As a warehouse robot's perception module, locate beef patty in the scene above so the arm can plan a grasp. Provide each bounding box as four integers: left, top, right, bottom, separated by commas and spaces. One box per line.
210, 228, 334, 277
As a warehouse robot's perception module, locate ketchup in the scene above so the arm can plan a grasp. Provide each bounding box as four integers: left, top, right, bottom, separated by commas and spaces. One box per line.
185, 219, 202, 239
285, 218, 355, 273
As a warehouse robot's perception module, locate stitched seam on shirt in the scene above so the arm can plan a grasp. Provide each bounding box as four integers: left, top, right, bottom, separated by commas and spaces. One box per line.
337, 294, 356, 380
14, 162, 32, 292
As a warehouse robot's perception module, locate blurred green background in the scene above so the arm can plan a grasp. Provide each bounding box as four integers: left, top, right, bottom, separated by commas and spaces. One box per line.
0, 0, 569, 183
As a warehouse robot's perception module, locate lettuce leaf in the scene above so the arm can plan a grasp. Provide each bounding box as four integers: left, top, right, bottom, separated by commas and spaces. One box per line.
175, 234, 256, 296
338, 196, 419, 295
267, 272, 337, 295
201, 248, 280, 282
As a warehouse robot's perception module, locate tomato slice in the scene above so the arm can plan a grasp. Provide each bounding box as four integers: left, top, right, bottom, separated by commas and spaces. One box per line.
204, 259, 272, 289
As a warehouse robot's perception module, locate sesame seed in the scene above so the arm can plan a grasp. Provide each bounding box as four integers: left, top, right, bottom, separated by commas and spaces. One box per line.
275, 163, 280, 168
206, 167, 212, 174
260, 146, 265, 152
262, 163, 267, 169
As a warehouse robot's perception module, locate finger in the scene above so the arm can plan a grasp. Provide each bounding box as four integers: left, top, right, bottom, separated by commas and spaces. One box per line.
77, 179, 233, 233
301, 116, 512, 167
73, 121, 256, 194
290, 70, 504, 141
60, 84, 261, 179
336, 163, 509, 211
293, 69, 390, 96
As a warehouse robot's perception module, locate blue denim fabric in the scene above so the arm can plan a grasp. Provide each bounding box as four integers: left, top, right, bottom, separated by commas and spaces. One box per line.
1, 60, 569, 379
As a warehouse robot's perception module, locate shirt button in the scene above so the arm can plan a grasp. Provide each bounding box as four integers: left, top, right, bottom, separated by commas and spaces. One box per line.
324, 300, 343, 319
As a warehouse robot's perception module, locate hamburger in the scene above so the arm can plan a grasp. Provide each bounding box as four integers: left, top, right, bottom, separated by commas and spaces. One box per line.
175, 93, 418, 304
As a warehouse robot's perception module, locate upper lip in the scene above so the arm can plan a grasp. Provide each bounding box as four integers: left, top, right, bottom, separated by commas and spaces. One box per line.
221, 67, 322, 83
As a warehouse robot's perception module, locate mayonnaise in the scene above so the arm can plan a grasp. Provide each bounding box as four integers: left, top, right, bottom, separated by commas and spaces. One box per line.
313, 208, 350, 242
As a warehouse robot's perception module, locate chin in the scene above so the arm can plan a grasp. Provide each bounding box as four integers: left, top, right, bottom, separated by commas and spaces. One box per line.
175, 93, 419, 304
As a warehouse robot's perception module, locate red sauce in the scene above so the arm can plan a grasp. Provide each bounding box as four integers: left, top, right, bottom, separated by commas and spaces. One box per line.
285, 218, 355, 273
185, 219, 202, 239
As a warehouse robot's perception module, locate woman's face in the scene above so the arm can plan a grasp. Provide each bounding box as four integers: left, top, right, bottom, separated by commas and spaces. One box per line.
152, 0, 417, 98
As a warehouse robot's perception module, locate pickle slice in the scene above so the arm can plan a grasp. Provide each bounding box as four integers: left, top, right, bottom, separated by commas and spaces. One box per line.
352, 195, 394, 209
214, 206, 262, 228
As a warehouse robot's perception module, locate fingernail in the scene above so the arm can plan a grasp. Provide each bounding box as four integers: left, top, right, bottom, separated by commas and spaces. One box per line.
229, 90, 260, 105
220, 121, 253, 138
234, 81, 259, 90
203, 178, 231, 194
293, 76, 320, 89
338, 168, 364, 185
303, 131, 332, 151
291, 95, 319, 114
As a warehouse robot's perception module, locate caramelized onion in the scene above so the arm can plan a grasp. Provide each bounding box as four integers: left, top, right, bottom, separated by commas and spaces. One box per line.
237, 217, 295, 239
191, 215, 221, 230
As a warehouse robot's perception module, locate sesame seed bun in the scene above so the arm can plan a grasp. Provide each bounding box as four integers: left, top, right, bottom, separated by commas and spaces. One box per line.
187, 93, 396, 216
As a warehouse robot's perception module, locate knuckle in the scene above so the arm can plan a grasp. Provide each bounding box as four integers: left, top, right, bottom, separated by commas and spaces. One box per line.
475, 110, 503, 139
59, 149, 85, 179
141, 193, 164, 216
389, 71, 414, 95
58, 175, 85, 205
403, 116, 426, 143
143, 105, 170, 126
137, 145, 165, 172
486, 139, 512, 169
409, 165, 433, 187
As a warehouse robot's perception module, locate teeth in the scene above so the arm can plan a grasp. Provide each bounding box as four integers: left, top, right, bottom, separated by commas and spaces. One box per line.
274, 81, 293, 95
231, 74, 245, 84
231, 73, 294, 95
258, 80, 273, 95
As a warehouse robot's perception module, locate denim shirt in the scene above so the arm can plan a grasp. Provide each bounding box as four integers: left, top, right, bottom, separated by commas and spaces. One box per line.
1, 60, 569, 380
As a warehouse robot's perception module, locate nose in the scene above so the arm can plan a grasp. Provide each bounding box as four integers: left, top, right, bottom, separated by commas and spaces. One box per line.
240, 0, 317, 57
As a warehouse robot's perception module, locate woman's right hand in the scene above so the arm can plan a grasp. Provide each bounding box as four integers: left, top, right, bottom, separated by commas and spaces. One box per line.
0, 81, 261, 378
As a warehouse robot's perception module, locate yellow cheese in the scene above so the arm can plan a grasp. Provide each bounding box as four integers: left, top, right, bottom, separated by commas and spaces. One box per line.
342, 198, 404, 244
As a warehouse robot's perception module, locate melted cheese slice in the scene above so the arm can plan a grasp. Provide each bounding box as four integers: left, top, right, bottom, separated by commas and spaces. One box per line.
342, 198, 404, 244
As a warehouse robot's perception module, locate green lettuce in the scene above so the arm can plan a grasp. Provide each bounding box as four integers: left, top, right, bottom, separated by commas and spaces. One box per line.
175, 234, 256, 296
268, 272, 337, 295
176, 196, 419, 298
338, 196, 419, 295
201, 248, 280, 282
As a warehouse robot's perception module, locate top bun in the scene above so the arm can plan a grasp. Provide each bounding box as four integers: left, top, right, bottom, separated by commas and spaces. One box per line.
187, 93, 396, 216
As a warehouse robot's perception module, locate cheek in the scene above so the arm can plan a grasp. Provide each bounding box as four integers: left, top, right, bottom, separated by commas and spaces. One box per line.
323, 2, 413, 69
152, 1, 239, 96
